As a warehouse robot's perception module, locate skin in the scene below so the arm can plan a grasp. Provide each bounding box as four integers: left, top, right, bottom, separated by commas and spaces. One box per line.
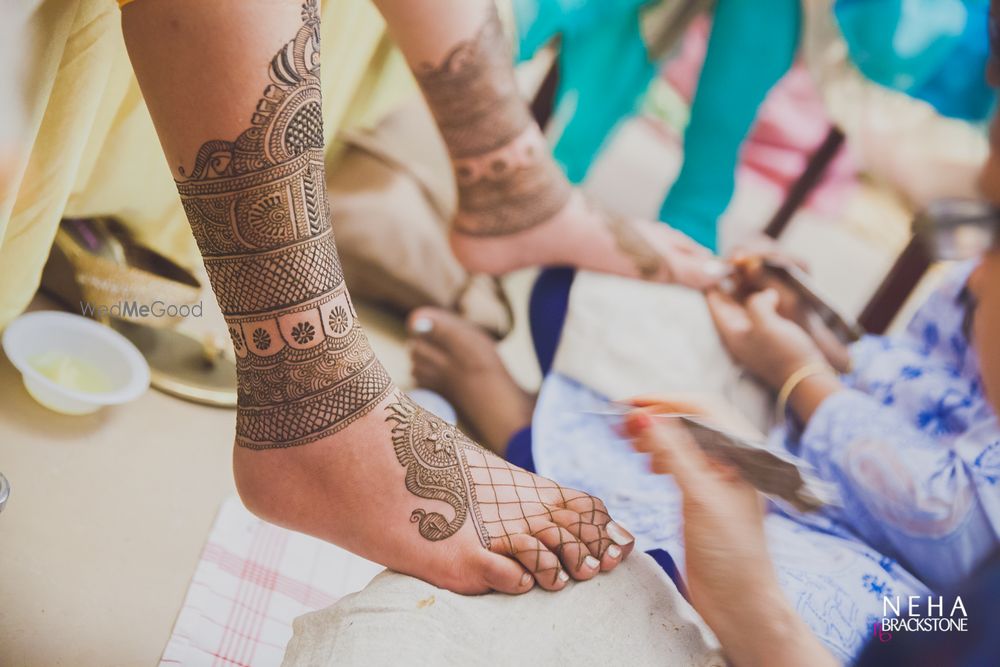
626, 58, 1000, 665
407, 307, 535, 455
625, 412, 839, 667
373, 0, 727, 289
121, 0, 635, 595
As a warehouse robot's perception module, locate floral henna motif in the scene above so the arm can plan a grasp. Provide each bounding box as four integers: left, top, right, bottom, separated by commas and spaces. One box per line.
175, 1, 390, 449
414, 10, 571, 237
385, 395, 614, 575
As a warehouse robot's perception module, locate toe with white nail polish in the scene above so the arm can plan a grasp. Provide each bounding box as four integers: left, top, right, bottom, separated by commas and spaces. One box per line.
607, 522, 634, 546
411, 317, 434, 334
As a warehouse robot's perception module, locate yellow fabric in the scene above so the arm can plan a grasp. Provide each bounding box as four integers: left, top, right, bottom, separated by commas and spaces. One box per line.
0, 0, 420, 327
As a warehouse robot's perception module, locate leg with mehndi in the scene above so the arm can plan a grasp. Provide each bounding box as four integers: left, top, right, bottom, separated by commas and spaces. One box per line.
121, 0, 633, 594
375, 0, 725, 287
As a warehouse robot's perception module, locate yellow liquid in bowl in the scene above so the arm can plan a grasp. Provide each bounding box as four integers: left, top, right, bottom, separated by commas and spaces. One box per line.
28, 351, 112, 394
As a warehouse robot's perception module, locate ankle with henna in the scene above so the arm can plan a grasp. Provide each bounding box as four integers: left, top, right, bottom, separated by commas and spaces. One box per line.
163, 2, 634, 592
174, 1, 392, 449
414, 9, 573, 238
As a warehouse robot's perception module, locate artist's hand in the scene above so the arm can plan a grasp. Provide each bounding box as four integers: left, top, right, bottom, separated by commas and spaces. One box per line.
727, 241, 810, 323
626, 394, 763, 441
625, 413, 838, 667
727, 236, 809, 273
726, 246, 852, 372
707, 288, 826, 391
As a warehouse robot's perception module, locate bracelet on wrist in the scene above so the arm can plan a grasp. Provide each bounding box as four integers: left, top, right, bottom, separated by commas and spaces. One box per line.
775, 361, 835, 419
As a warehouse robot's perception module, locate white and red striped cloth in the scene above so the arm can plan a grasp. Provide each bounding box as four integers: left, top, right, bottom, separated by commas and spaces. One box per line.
160, 497, 383, 667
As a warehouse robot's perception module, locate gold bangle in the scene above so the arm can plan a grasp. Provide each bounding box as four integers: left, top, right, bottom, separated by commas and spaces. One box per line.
776, 361, 834, 419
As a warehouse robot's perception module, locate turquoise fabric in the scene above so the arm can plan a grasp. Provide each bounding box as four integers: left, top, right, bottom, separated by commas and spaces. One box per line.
513, 0, 658, 184
512, 0, 801, 252
835, 0, 993, 122
659, 0, 800, 251
513, 0, 993, 253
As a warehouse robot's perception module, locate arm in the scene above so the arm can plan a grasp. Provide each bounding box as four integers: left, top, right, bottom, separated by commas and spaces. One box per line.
795, 388, 1000, 589
626, 413, 839, 667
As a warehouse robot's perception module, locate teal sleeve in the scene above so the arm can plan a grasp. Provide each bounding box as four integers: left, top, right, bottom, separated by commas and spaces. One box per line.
513, 0, 657, 184
659, 0, 801, 252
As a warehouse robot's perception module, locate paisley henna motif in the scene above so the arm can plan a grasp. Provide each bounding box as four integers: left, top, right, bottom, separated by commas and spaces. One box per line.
386, 395, 484, 544
385, 394, 616, 568
175, 1, 390, 449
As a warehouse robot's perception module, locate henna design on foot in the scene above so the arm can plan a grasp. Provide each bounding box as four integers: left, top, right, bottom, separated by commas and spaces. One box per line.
600, 208, 668, 281
175, 1, 391, 449
386, 395, 485, 543
414, 11, 572, 237
385, 394, 615, 579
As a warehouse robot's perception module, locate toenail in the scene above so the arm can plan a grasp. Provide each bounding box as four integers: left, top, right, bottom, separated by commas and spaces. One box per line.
411, 316, 434, 334
584, 555, 600, 569
607, 545, 622, 559
520, 571, 532, 587
607, 522, 634, 546
557, 570, 569, 583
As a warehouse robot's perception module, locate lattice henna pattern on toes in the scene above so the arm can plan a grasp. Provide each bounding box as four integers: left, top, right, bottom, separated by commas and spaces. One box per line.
385, 395, 614, 576
414, 10, 572, 237
175, 0, 390, 449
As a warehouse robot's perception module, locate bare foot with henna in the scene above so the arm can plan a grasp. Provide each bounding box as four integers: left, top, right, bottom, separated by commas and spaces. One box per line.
403, 9, 727, 289
407, 307, 535, 455
123, 0, 633, 595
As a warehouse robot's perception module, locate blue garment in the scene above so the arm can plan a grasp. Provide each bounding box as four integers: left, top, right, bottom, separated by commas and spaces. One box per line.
506, 267, 577, 472
784, 261, 1000, 592
835, 0, 993, 121
513, 267, 690, 597
528, 262, 998, 662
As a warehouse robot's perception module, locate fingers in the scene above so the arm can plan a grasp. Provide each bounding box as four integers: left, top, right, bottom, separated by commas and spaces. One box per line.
410, 338, 449, 371
625, 413, 712, 493
675, 257, 731, 290
406, 307, 463, 349
625, 393, 711, 416
664, 228, 712, 257
745, 288, 781, 325
705, 289, 750, 351
407, 308, 437, 336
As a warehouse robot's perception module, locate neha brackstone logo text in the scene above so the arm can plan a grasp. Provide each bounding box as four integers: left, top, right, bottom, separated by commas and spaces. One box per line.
80, 300, 204, 319
873, 595, 968, 643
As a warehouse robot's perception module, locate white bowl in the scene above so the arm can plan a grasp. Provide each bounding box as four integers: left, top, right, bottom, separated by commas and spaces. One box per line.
2, 311, 150, 415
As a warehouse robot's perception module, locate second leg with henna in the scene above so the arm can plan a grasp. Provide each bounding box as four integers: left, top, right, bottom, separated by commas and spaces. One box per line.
375, 0, 725, 288
121, 0, 633, 594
